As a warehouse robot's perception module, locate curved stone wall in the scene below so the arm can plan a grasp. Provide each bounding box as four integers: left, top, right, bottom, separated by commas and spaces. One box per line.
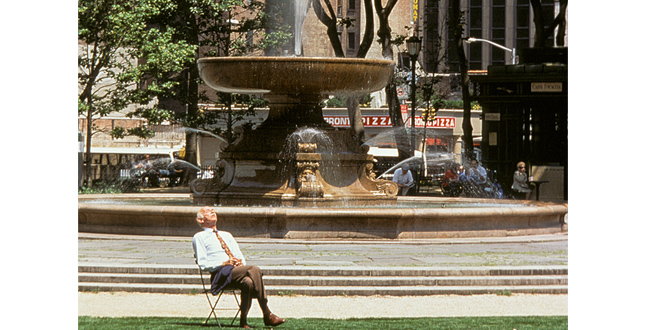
78, 194, 567, 239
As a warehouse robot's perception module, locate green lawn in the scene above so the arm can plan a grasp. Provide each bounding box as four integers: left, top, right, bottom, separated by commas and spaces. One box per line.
79, 316, 567, 329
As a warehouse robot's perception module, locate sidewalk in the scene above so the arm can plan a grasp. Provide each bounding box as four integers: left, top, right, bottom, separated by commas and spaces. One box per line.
78, 232, 568, 268
79, 291, 568, 318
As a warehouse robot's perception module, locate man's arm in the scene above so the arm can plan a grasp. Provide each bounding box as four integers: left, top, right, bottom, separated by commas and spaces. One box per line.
193, 235, 222, 272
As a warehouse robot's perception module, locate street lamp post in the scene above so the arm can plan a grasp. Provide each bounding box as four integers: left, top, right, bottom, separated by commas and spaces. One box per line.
406, 36, 422, 157
465, 37, 517, 65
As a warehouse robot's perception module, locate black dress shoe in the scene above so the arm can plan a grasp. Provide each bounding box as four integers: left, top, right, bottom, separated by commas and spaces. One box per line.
264, 313, 286, 327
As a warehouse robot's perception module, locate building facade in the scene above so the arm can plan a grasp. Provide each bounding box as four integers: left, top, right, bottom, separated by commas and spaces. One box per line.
419, 0, 567, 71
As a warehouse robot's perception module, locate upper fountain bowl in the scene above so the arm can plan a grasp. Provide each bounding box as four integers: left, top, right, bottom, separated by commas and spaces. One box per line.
197, 56, 395, 95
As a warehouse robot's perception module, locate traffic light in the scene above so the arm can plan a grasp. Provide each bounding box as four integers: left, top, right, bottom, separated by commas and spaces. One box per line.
430, 107, 437, 121
422, 108, 429, 121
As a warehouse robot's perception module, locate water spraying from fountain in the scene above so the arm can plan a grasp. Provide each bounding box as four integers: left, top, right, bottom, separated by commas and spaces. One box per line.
180, 127, 228, 144
293, 0, 312, 56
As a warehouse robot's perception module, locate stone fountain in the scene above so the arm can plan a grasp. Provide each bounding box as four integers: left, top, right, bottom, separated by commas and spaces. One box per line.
191, 56, 398, 207
77, 5, 568, 240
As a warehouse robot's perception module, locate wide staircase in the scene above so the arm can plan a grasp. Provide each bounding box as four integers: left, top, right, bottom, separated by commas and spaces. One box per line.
78, 264, 567, 296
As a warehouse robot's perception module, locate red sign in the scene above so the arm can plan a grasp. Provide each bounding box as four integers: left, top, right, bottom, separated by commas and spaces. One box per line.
323, 115, 456, 129
400, 104, 408, 121
324, 116, 392, 127
415, 116, 456, 129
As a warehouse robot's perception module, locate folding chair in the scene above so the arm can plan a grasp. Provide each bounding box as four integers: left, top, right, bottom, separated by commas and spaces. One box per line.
196, 261, 242, 328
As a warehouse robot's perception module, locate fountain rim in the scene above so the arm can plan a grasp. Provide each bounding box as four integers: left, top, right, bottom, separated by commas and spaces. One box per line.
196, 56, 396, 67
78, 194, 568, 239
78, 194, 567, 211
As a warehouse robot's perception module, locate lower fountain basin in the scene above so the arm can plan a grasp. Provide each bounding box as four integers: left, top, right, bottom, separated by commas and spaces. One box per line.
78, 194, 568, 239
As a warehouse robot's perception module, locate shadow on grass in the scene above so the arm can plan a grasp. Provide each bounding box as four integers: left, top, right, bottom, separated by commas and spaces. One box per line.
80, 316, 568, 330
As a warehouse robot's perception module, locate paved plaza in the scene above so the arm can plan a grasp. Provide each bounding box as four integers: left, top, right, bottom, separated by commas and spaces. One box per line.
78, 232, 568, 268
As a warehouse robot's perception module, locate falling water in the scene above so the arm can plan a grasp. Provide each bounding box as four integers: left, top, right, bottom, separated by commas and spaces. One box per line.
293, 0, 312, 56
287, 127, 333, 147
375, 156, 423, 180
181, 127, 228, 144
279, 127, 339, 186
280, 127, 334, 162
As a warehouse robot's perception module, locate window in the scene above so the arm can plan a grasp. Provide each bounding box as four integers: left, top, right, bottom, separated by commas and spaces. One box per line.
468, 0, 483, 69
516, 0, 530, 50
491, 0, 506, 65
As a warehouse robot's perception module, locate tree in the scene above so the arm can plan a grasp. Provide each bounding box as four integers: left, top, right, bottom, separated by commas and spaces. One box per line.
78, 0, 195, 186
312, 0, 374, 58
312, 0, 375, 145
115, 0, 280, 182
418, 2, 451, 159
448, 0, 474, 159
312, 0, 346, 57
312, 0, 410, 156
373, 0, 418, 160
530, 0, 568, 48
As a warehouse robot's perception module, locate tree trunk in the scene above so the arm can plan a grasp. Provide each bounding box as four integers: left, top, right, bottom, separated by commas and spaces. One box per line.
530, 0, 568, 47
346, 96, 365, 145
84, 100, 93, 187
183, 6, 201, 182
374, 0, 397, 61
374, 0, 409, 159
530, 0, 545, 48
449, 0, 473, 159
356, 0, 374, 58
312, 0, 344, 57
184, 61, 200, 183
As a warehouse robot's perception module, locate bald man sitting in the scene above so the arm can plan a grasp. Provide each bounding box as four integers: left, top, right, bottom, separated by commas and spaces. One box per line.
193, 206, 286, 328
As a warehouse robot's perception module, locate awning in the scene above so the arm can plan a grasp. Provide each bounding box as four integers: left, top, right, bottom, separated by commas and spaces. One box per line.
368, 147, 422, 158
88, 146, 181, 155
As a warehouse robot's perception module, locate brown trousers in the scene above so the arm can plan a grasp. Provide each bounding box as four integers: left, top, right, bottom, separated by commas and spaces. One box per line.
228, 265, 270, 322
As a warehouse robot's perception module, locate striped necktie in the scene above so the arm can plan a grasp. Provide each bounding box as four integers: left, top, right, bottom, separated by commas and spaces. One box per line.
214, 231, 234, 259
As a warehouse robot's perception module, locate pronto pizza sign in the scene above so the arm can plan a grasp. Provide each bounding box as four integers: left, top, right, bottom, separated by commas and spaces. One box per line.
324, 115, 456, 129
413, 116, 456, 129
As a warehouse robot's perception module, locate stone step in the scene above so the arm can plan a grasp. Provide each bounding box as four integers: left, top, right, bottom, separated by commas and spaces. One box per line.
78, 282, 568, 296
78, 264, 567, 296
79, 273, 567, 287
78, 264, 568, 277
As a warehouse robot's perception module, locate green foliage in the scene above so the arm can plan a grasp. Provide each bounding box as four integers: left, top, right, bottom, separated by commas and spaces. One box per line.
324, 96, 346, 108
78, 180, 139, 194
126, 126, 156, 139
78, 0, 278, 145
78, 0, 196, 137
78, 316, 568, 330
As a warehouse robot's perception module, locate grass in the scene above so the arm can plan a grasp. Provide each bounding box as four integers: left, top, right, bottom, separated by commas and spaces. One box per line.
78, 316, 567, 329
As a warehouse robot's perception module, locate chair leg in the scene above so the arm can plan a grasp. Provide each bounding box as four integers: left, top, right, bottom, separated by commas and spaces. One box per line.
203, 290, 241, 329
212, 291, 224, 328
203, 290, 221, 325
197, 264, 242, 328
230, 290, 241, 326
